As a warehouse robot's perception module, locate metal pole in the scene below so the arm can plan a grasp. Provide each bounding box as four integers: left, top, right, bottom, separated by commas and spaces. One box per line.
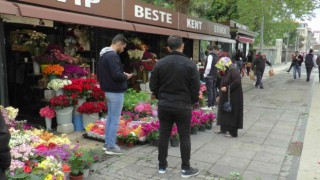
0, 18, 9, 106
285, 34, 289, 64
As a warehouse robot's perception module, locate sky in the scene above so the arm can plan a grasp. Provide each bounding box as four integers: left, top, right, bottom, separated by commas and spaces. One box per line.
305, 8, 320, 31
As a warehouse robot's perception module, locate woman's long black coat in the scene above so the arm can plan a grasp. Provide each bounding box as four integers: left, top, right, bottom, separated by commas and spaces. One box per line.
217, 67, 243, 129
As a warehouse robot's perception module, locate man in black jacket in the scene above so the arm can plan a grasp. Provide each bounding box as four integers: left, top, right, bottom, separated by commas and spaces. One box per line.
0, 113, 11, 180
252, 53, 272, 89
305, 49, 318, 82
98, 34, 132, 155
150, 35, 200, 178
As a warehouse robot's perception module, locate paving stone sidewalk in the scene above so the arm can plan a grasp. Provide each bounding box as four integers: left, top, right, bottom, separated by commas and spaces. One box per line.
67, 65, 316, 180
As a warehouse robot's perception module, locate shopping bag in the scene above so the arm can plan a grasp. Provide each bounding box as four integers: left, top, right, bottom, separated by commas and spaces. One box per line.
269, 68, 275, 77
249, 71, 255, 80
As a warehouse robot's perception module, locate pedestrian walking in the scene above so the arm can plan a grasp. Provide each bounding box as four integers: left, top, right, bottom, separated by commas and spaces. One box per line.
202, 45, 219, 110
235, 49, 244, 72
292, 51, 304, 79
215, 57, 243, 137
316, 54, 320, 82
245, 51, 253, 76
305, 49, 318, 82
149, 35, 200, 178
252, 53, 272, 89
98, 34, 132, 155
0, 113, 11, 180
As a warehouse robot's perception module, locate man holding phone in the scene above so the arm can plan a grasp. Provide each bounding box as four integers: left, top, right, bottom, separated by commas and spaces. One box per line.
99, 34, 132, 155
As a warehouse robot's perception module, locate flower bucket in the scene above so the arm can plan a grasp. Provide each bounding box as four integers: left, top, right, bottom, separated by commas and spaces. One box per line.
55, 89, 64, 96
82, 113, 99, 128
199, 125, 206, 132
191, 127, 198, 135
49, 74, 58, 81
33, 61, 40, 74
44, 90, 55, 101
57, 123, 74, 134
55, 107, 73, 125
45, 117, 52, 130
73, 113, 83, 131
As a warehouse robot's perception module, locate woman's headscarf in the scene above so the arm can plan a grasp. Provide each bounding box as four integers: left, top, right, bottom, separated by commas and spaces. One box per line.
215, 57, 233, 71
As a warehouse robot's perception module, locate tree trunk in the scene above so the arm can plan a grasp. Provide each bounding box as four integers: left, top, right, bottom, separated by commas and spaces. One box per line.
174, 0, 190, 14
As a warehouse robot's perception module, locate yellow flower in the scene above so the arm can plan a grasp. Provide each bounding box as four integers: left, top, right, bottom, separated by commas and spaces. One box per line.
44, 174, 53, 180
85, 123, 95, 132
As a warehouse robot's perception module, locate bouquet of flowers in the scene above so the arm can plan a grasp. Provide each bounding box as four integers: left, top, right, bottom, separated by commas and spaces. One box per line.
0, 105, 19, 128
134, 103, 152, 118
42, 64, 64, 76
24, 31, 48, 48
39, 106, 56, 119
47, 79, 72, 91
50, 94, 78, 110
87, 86, 105, 102
141, 59, 157, 71
128, 49, 144, 61
61, 64, 88, 79
51, 49, 78, 64
64, 78, 97, 99
77, 102, 107, 114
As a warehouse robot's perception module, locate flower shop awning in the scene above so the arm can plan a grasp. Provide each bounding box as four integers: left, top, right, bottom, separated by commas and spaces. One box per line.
188, 33, 218, 41
132, 23, 189, 38
0, 0, 19, 15
236, 35, 254, 44
16, 3, 135, 31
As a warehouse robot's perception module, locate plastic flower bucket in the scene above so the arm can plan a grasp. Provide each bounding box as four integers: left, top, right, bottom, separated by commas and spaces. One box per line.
55, 107, 73, 125
82, 113, 99, 128
73, 113, 84, 131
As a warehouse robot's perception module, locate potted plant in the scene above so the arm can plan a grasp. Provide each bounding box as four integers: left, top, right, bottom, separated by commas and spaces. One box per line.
89, 149, 104, 173
125, 132, 139, 147
147, 130, 159, 147
116, 134, 126, 146
77, 101, 106, 128
191, 116, 200, 135
170, 125, 179, 147
39, 106, 56, 130
134, 103, 152, 119
206, 112, 216, 130
68, 149, 94, 180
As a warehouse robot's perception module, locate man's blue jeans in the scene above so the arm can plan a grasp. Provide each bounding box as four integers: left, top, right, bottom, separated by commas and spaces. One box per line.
105, 92, 124, 148
293, 65, 301, 79
205, 77, 216, 107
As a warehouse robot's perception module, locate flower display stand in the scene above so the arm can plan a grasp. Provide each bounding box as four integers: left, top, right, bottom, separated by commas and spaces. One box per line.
82, 113, 99, 129
45, 117, 52, 130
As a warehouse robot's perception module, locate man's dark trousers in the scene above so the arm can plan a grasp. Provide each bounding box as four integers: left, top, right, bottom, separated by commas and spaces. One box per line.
158, 106, 192, 170
255, 71, 264, 88
205, 77, 216, 107
306, 67, 313, 82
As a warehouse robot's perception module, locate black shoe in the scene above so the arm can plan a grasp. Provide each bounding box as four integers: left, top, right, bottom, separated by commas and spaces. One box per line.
181, 167, 200, 178
260, 87, 264, 89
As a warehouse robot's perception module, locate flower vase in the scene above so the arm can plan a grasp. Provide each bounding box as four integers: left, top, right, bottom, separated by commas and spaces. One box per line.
49, 74, 58, 81
55, 89, 64, 96
32, 61, 40, 74
191, 127, 198, 135
83, 169, 90, 178
170, 138, 180, 147
82, 113, 99, 129
45, 117, 52, 130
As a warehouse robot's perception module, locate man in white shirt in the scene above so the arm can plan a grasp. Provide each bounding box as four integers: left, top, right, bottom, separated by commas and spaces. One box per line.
202, 45, 219, 110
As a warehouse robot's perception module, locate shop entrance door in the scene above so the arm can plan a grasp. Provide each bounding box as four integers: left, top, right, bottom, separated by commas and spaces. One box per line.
0, 19, 8, 106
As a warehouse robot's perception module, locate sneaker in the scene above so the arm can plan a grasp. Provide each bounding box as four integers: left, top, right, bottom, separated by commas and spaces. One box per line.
181, 167, 200, 178
212, 106, 216, 109
105, 145, 124, 155
102, 144, 107, 151
158, 165, 168, 174
201, 106, 212, 111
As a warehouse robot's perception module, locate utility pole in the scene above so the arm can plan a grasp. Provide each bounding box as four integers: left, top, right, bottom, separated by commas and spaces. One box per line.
259, 0, 265, 53
285, 33, 289, 64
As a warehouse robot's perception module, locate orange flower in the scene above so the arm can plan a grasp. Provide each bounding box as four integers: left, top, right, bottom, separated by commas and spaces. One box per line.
42, 64, 64, 76
62, 163, 71, 172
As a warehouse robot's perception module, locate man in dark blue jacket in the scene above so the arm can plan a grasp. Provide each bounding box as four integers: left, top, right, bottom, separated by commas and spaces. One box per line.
150, 35, 200, 178
98, 34, 132, 155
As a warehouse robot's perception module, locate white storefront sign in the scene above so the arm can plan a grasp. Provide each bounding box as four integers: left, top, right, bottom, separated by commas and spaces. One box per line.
134, 5, 172, 24
56, 0, 100, 8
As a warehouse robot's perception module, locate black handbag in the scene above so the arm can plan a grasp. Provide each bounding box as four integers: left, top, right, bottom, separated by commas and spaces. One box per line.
222, 85, 232, 112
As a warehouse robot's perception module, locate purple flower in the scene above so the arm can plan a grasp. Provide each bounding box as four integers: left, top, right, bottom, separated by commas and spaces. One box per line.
61, 64, 88, 79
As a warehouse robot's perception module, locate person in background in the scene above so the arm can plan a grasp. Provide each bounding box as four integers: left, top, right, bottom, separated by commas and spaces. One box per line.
202, 45, 219, 110
235, 49, 244, 71
150, 35, 200, 178
245, 51, 253, 76
304, 49, 318, 82
215, 57, 243, 137
99, 34, 132, 155
291, 51, 304, 79
252, 54, 272, 89
0, 113, 11, 180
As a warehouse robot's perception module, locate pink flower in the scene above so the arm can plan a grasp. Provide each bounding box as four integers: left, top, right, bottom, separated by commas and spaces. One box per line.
39, 106, 56, 119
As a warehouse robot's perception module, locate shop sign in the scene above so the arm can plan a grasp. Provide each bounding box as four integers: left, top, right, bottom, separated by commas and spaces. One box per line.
209, 23, 230, 37
13, 0, 122, 19
179, 13, 209, 34
123, 0, 179, 29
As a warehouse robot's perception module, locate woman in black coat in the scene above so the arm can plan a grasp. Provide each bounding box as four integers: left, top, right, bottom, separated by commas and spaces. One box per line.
215, 57, 243, 137
0, 112, 11, 179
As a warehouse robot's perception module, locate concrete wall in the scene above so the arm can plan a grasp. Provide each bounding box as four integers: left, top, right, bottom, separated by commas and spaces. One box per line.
253, 39, 283, 65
